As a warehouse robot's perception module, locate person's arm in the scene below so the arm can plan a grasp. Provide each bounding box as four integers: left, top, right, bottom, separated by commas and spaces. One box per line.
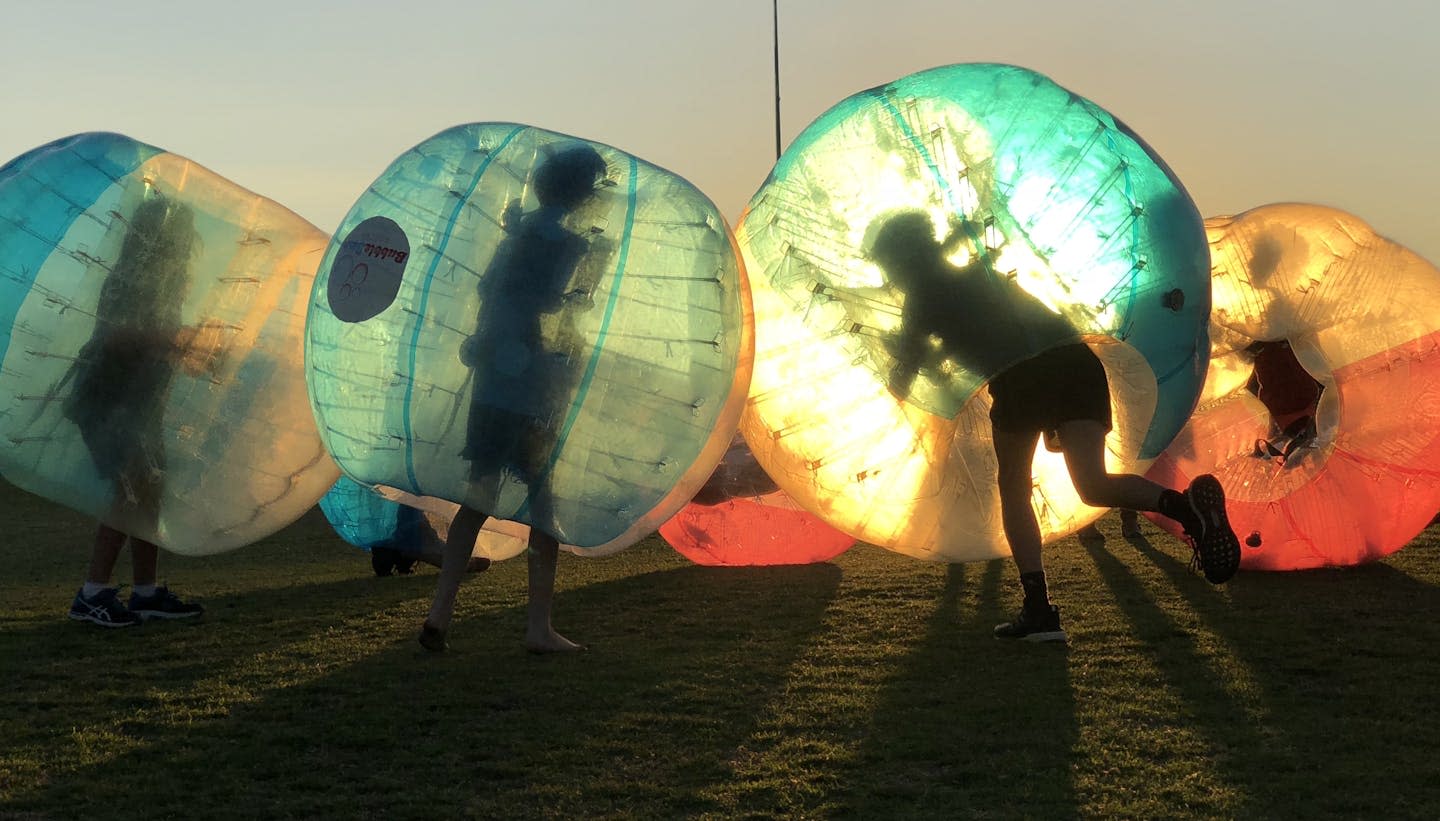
561, 233, 613, 312
886, 313, 926, 400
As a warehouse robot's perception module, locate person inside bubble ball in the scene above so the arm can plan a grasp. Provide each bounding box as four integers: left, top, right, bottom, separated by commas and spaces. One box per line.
867, 209, 1241, 643
420, 144, 614, 653
62, 193, 216, 627
1245, 339, 1322, 463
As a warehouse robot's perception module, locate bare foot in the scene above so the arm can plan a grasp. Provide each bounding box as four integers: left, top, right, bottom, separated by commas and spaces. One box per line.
524, 628, 584, 654
418, 621, 448, 652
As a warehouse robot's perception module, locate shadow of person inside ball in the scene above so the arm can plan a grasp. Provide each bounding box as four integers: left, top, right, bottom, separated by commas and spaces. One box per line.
427, 143, 617, 655
459, 144, 612, 524
864, 209, 1080, 407
61, 193, 200, 535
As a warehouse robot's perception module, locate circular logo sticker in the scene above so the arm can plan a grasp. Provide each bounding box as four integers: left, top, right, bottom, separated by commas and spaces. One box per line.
327, 216, 410, 323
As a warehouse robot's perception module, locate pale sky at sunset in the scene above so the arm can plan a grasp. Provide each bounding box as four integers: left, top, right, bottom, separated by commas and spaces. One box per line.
4, 0, 1436, 262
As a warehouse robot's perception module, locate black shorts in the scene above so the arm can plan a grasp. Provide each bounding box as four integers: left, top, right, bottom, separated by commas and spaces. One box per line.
987, 343, 1112, 435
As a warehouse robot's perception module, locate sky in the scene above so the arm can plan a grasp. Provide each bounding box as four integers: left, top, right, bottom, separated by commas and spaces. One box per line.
3, 0, 1437, 262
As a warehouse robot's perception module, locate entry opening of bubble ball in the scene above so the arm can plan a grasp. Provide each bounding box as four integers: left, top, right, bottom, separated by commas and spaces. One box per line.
736, 63, 1210, 562
1245, 340, 1323, 459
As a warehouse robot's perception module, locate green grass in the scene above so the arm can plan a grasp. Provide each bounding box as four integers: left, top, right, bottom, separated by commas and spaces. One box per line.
2, 478, 1438, 820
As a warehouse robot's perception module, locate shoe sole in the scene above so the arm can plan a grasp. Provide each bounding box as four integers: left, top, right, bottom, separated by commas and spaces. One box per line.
419, 623, 448, 652
68, 612, 139, 628
1189, 475, 1241, 584
131, 610, 203, 620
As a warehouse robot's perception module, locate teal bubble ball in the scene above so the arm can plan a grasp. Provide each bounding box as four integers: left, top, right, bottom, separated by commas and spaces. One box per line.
306, 124, 752, 549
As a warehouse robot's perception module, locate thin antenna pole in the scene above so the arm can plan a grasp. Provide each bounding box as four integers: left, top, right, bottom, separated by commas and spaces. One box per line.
773, 0, 781, 160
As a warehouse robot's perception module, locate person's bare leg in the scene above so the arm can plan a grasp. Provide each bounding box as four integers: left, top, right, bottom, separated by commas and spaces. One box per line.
415, 539, 491, 573
1057, 420, 1217, 565
524, 530, 582, 653
993, 429, 1044, 575
1055, 420, 1166, 512
86, 525, 127, 585
992, 427, 1065, 640
412, 513, 446, 568
1120, 508, 1142, 538
420, 505, 489, 651
130, 538, 159, 588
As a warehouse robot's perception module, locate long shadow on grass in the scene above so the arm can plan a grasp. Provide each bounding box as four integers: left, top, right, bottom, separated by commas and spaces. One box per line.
0, 571, 443, 794
840, 555, 1077, 812
1089, 533, 1440, 817
839, 558, 1079, 818
6, 561, 844, 820
0, 566, 424, 683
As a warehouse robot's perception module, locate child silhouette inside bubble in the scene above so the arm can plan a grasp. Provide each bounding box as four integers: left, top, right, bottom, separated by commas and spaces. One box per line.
423, 144, 612, 653
63, 192, 218, 626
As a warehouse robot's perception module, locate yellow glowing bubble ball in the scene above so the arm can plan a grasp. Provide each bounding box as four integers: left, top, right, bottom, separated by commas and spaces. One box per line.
1146, 203, 1440, 569
736, 64, 1211, 562
0, 133, 339, 553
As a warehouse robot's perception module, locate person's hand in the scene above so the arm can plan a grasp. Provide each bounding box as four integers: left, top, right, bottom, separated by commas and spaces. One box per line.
562, 289, 594, 312
500, 198, 523, 231
458, 334, 483, 368
886, 369, 914, 402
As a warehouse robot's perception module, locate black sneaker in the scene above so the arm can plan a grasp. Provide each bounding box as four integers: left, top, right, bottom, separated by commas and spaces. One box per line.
1185, 474, 1241, 584
418, 621, 448, 652
371, 546, 399, 577
68, 587, 141, 628
127, 586, 204, 620
994, 604, 1068, 642
392, 551, 418, 575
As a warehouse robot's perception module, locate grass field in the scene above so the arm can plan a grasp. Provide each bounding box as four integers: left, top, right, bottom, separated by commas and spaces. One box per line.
2, 478, 1438, 820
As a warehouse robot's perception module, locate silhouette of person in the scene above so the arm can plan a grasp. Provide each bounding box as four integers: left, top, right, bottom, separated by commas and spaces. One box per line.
63, 192, 210, 626
1245, 340, 1322, 460
866, 209, 1240, 642
422, 144, 612, 653
871, 211, 1077, 404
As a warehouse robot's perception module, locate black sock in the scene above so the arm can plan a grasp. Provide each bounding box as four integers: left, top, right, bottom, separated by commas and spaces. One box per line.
1157, 489, 1200, 534
1020, 570, 1050, 612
